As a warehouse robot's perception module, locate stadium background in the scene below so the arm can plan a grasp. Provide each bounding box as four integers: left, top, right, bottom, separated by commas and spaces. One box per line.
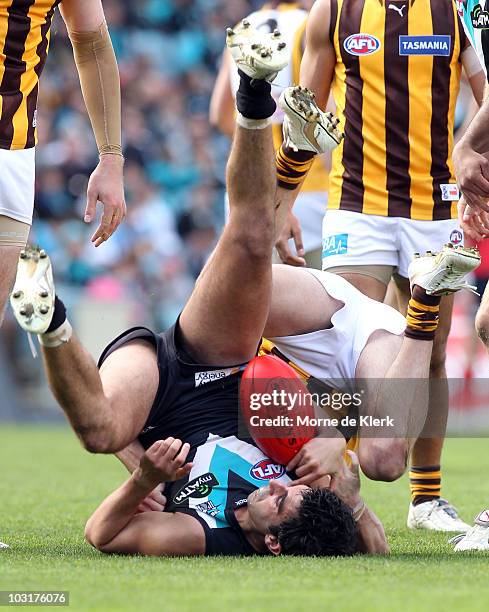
0, 0, 487, 433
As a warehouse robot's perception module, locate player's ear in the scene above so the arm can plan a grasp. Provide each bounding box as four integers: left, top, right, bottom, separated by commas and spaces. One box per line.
264, 533, 282, 556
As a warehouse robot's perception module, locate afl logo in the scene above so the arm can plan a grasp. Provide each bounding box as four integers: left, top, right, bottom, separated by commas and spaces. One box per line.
344, 33, 381, 56
450, 229, 463, 246
250, 459, 286, 481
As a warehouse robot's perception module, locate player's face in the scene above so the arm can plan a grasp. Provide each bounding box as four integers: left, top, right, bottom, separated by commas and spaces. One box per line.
247, 480, 309, 533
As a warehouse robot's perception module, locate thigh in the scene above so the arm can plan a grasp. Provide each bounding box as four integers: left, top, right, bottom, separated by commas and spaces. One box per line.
179, 126, 276, 366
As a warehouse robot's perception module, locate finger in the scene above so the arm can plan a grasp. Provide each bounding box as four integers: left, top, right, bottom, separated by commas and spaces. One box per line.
154, 437, 174, 457
284, 253, 307, 267
165, 438, 184, 461
147, 440, 164, 456
174, 442, 191, 466
291, 473, 317, 486
143, 497, 165, 512
91, 208, 115, 245
175, 463, 193, 480
292, 225, 305, 258
84, 188, 97, 223
463, 204, 474, 222
463, 191, 489, 212
294, 462, 320, 478
286, 448, 305, 472
346, 450, 360, 475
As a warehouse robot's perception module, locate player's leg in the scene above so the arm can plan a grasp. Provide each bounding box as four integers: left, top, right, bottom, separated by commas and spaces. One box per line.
396, 220, 471, 531
180, 23, 288, 365
10, 247, 157, 453
475, 281, 489, 351
356, 246, 481, 483
0, 243, 23, 326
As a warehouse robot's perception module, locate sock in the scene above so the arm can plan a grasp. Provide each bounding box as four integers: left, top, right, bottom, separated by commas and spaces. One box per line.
236, 69, 276, 120
405, 286, 441, 341
410, 465, 441, 506
39, 295, 73, 348
276, 145, 316, 190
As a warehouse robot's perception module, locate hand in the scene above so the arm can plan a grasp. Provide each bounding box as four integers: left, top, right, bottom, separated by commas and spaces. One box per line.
134, 438, 192, 490
330, 450, 362, 509
275, 210, 306, 266
136, 484, 167, 513
453, 142, 489, 213
85, 154, 126, 247
286, 436, 346, 486
457, 197, 489, 241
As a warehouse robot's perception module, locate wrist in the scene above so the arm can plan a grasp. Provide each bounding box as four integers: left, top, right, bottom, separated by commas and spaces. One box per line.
99, 152, 124, 166
131, 469, 160, 494
351, 498, 366, 522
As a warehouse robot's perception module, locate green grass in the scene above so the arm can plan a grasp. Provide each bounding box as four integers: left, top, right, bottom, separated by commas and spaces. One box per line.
1, 426, 488, 611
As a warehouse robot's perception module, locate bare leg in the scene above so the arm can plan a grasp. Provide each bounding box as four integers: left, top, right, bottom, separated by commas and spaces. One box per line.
356, 331, 432, 481
0, 246, 21, 326
394, 279, 453, 479
180, 123, 276, 365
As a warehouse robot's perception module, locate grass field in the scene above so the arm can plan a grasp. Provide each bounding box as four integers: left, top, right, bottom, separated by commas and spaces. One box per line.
1, 425, 488, 611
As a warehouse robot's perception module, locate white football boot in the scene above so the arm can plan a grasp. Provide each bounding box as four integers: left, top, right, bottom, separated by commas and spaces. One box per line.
408, 244, 480, 296
0, 541, 9, 549
451, 509, 489, 551
10, 246, 55, 334
279, 86, 344, 153
407, 499, 471, 532
226, 19, 289, 82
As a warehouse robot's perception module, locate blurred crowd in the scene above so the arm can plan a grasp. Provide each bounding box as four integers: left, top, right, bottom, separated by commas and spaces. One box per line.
30, 0, 262, 329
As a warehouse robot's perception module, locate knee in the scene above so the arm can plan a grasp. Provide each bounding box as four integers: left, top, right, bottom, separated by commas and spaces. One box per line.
476, 310, 489, 347
232, 218, 276, 260
359, 439, 408, 482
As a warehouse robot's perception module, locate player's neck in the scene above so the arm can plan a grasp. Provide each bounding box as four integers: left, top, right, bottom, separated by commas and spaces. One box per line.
234, 507, 269, 553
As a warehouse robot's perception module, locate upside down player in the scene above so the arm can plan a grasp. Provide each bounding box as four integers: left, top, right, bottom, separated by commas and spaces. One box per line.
273, 0, 486, 532
0, 0, 125, 330
9, 27, 480, 557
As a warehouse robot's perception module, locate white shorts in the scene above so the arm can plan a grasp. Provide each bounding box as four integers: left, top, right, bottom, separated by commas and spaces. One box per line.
224, 190, 326, 254
0, 147, 35, 225
321, 210, 463, 278
269, 269, 406, 387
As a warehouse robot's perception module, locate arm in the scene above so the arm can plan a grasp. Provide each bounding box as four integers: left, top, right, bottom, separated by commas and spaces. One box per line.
209, 50, 236, 138
331, 452, 389, 555
85, 438, 205, 555
60, 0, 126, 247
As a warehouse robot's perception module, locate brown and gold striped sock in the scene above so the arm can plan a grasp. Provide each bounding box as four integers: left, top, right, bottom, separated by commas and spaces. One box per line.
276, 144, 315, 190
409, 465, 441, 506
405, 286, 441, 341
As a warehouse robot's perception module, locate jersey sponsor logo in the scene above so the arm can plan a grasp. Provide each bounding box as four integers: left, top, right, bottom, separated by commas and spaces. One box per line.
441, 183, 460, 201
399, 35, 451, 56
195, 500, 221, 517
195, 368, 235, 387
471, 4, 489, 28
250, 459, 286, 481
344, 33, 381, 56
173, 473, 219, 505
450, 229, 463, 246
322, 234, 348, 258
234, 498, 248, 508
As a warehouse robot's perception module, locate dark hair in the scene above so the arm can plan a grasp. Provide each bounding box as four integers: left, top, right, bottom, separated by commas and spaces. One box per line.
269, 489, 357, 556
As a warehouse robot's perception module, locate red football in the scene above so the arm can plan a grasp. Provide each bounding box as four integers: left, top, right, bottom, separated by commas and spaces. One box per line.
240, 354, 317, 465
